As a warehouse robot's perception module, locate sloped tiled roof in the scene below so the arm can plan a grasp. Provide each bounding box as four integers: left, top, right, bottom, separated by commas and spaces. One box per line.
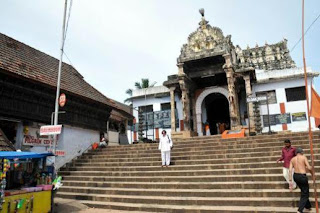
0, 129, 15, 151
0, 33, 131, 116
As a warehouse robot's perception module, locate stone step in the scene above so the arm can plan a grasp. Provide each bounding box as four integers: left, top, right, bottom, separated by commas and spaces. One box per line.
77, 200, 316, 213
82, 143, 320, 160
92, 133, 319, 152
67, 163, 320, 173
73, 152, 320, 165
64, 160, 320, 173
84, 139, 318, 157
56, 192, 317, 208
60, 173, 314, 182
62, 160, 320, 173
59, 132, 320, 212
58, 187, 319, 198
71, 152, 320, 167
175, 132, 319, 142
177, 130, 319, 141
63, 169, 320, 178
60, 180, 320, 189
90, 136, 319, 153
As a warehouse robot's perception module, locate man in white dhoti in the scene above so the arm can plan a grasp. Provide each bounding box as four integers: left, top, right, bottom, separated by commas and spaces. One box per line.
158, 130, 173, 167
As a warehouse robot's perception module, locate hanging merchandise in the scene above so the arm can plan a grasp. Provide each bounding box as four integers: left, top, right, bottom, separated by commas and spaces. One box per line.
0, 152, 54, 212
0, 159, 10, 210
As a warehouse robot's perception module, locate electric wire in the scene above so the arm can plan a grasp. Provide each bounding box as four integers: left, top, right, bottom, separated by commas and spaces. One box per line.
290, 12, 320, 52
63, 0, 73, 45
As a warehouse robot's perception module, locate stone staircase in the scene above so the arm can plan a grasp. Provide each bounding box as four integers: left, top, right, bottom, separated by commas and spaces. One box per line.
57, 132, 320, 212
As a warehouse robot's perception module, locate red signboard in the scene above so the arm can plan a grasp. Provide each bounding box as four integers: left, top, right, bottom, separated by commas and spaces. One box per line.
40, 125, 62, 136
47, 149, 66, 156
59, 93, 66, 107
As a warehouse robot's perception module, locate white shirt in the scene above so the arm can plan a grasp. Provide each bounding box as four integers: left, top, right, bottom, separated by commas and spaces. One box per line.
158, 134, 173, 152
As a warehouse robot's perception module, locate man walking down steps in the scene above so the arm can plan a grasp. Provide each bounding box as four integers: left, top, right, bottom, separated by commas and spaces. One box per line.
277, 139, 297, 190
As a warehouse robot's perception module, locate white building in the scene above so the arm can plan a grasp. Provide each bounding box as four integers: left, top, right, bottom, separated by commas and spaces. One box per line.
127, 11, 319, 141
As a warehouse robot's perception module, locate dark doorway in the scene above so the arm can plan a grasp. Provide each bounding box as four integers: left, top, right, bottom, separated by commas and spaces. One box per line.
204, 93, 230, 135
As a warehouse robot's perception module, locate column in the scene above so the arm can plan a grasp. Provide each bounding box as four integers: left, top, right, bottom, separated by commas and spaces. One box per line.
243, 74, 255, 132
170, 87, 176, 132
179, 79, 190, 131
177, 63, 185, 76
190, 92, 197, 132
226, 69, 241, 129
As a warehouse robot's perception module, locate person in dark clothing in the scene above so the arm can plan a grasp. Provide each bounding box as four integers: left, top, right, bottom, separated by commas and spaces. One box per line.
277, 139, 297, 189
289, 147, 314, 213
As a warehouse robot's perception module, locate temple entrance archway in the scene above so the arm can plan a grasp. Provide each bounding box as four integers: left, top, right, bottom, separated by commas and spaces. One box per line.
203, 93, 230, 135
196, 87, 230, 136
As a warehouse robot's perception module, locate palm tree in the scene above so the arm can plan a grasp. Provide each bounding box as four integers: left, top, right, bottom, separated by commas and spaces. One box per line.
134, 78, 156, 89
124, 78, 156, 103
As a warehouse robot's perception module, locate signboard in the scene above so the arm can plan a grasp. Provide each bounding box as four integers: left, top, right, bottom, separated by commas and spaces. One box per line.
23, 123, 54, 147
276, 113, 291, 124
263, 113, 291, 126
40, 125, 62, 136
137, 110, 179, 131
292, 112, 307, 122
59, 93, 66, 107
154, 110, 171, 128
47, 149, 66, 156
246, 96, 267, 103
263, 114, 277, 126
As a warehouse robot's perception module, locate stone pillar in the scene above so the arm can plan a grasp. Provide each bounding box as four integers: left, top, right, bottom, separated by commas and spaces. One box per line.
179, 80, 190, 131
196, 112, 203, 136
177, 63, 185, 76
170, 87, 176, 132
243, 74, 255, 131
223, 53, 240, 129
190, 92, 197, 132
124, 119, 128, 135
226, 69, 241, 129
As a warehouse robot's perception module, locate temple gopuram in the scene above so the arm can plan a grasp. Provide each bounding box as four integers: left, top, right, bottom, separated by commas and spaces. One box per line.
129, 9, 319, 141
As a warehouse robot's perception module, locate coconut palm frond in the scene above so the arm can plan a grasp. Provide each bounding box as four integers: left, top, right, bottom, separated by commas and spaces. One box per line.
135, 82, 142, 89
126, 88, 133, 96
149, 81, 157, 87
124, 97, 132, 103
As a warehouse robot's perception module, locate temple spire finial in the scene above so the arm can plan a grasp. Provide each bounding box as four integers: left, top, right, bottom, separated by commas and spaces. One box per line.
199, 8, 205, 17
198, 8, 209, 28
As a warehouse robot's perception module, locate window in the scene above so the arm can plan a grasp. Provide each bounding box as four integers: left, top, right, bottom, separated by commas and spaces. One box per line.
138, 105, 153, 113
256, 90, 277, 104
286, 86, 306, 102
161, 102, 171, 111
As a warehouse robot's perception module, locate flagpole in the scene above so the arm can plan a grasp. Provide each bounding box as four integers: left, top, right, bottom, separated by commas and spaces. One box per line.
302, 0, 319, 212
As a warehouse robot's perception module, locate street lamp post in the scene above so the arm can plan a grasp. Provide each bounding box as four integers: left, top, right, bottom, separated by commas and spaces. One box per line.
53, 0, 68, 159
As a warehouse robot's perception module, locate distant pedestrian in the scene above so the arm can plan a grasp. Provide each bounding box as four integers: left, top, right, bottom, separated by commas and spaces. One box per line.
99, 137, 108, 148
289, 147, 313, 213
204, 121, 210, 136
277, 139, 297, 190
158, 130, 173, 167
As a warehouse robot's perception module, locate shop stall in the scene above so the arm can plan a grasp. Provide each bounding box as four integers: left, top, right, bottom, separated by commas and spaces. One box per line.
0, 151, 56, 213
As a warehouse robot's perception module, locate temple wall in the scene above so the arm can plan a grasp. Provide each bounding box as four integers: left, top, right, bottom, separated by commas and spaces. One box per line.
252, 77, 316, 132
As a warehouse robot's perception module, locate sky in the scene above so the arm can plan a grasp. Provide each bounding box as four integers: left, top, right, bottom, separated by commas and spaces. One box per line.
1, 0, 319, 104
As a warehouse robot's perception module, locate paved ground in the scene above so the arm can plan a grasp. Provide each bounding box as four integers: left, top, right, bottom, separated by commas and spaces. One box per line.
54, 198, 146, 213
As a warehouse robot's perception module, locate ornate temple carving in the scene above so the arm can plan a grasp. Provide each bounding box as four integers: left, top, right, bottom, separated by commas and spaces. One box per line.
178, 10, 234, 63
235, 39, 296, 71
164, 9, 300, 135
